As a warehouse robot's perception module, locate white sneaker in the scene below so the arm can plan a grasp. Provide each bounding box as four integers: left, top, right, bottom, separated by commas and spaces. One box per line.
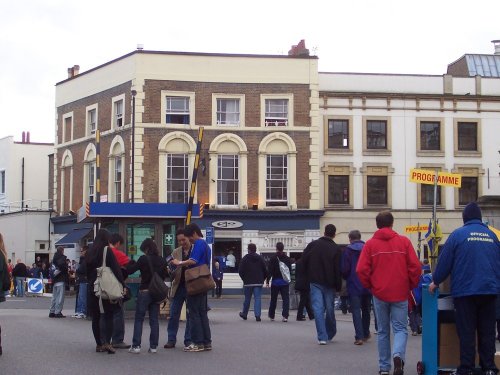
71, 314, 80, 318
318, 341, 327, 345
128, 346, 141, 354
148, 348, 157, 353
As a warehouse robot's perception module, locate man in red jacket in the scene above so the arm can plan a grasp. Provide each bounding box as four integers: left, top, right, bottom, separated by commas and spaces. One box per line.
356, 211, 421, 375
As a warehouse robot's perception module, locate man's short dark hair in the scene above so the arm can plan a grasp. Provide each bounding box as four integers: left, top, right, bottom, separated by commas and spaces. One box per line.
184, 223, 203, 238
376, 211, 394, 229
109, 233, 124, 246
57, 246, 64, 253
248, 243, 257, 253
324, 224, 336, 238
348, 230, 361, 241
276, 242, 284, 252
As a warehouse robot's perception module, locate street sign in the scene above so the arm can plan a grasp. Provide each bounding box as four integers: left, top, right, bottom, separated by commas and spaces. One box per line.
27, 278, 44, 294
405, 225, 429, 233
409, 169, 462, 188
206, 227, 214, 245
163, 233, 174, 246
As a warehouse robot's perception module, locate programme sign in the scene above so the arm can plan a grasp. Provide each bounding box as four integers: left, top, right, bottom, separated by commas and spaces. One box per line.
409, 169, 462, 188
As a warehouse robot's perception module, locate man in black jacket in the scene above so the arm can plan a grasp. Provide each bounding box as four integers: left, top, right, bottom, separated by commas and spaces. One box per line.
49, 247, 69, 318
265, 242, 292, 322
12, 259, 28, 297
302, 224, 342, 345
238, 243, 267, 322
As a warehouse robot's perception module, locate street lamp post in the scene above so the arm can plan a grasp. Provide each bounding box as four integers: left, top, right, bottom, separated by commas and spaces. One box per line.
131, 90, 137, 203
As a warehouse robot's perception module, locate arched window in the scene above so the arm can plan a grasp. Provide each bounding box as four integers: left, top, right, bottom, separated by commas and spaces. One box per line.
208, 134, 248, 209
158, 132, 197, 203
109, 136, 125, 202
258, 133, 297, 209
83, 144, 97, 203
60, 150, 73, 214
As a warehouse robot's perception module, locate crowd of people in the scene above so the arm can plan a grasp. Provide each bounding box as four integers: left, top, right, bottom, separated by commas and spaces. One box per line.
0, 204, 499, 375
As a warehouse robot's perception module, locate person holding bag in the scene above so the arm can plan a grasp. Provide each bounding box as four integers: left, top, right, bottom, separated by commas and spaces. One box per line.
126, 238, 168, 354
86, 229, 125, 354
171, 223, 213, 353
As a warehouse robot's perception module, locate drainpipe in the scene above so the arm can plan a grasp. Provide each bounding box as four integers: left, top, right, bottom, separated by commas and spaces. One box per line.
21, 157, 25, 211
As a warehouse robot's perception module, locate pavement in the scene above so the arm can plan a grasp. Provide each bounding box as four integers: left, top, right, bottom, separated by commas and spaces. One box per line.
1, 294, 424, 375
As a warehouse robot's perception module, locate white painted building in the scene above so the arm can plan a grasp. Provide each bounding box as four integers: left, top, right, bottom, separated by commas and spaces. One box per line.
318, 71, 500, 253
0, 135, 54, 264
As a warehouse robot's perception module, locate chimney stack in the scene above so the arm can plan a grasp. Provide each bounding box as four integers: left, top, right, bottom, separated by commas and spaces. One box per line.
22, 131, 26, 143
288, 40, 310, 57
492, 40, 500, 55
67, 65, 81, 78
26, 131, 30, 143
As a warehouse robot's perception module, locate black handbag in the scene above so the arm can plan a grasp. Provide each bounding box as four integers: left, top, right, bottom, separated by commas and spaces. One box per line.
146, 256, 169, 303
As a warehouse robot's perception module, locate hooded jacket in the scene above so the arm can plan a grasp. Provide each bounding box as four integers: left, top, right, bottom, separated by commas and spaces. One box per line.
356, 227, 421, 302
239, 252, 267, 286
432, 219, 500, 297
302, 236, 342, 291
342, 240, 370, 297
52, 252, 68, 284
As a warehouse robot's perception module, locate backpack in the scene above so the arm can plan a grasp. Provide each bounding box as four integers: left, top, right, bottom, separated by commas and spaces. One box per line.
94, 247, 123, 313
278, 259, 291, 283
146, 256, 169, 303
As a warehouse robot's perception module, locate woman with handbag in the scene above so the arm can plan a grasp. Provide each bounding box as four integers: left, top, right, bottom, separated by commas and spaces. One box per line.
126, 238, 168, 354
0, 233, 11, 355
86, 229, 125, 354
171, 223, 213, 353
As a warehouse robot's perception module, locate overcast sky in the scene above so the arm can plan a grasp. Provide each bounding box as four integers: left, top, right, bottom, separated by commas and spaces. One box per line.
1, 0, 498, 143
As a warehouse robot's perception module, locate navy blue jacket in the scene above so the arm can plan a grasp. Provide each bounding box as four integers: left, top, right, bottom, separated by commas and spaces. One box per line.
341, 241, 370, 296
433, 219, 500, 297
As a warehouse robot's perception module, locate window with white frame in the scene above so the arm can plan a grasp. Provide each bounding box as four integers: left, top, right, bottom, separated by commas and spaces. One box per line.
166, 154, 189, 203
217, 155, 239, 206
0, 170, 5, 194
62, 113, 73, 143
217, 98, 240, 125
114, 99, 124, 128
87, 108, 97, 135
266, 155, 288, 207
88, 162, 96, 202
166, 97, 190, 124
265, 99, 288, 126
114, 158, 122, 203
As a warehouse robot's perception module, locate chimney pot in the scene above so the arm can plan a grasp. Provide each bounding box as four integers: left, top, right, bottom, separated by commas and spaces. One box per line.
26, 131, 30, 143
22, 131, 25, 143
288, 39, 310, 57
492, 40, 500, 55
67, 67, 73, 78
73, 65, 80, 75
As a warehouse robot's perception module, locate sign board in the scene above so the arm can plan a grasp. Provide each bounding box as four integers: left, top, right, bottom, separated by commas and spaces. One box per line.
27, 278, 44, 294
211, 220, 243, 229
163, 233, 174, 246
100, 195, 108, 203
405, 225, 429, 233
409, 169, 462, 188
128, 245, 137, 255
206, 227, 214, 245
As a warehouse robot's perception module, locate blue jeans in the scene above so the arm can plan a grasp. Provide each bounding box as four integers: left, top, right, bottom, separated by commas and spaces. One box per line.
242, 286, 262, 318
310, 283, 337, 342
49, 283, 65, 314
186, 291, 211, 346
268, 285, 289, 319
75, 282, 87, 315
15, 277, 25, 297
372, 296, 408, 371
132, 290, 160, 349
167, 284, 191, 346
112, 305, 125, 344
350, 294, 372, 340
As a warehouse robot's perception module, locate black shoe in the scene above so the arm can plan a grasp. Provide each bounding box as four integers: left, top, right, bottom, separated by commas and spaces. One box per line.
256, 317, 261, 322
393, 356, 404, 375
49, 312, 55, 318
112, 342, 131, 349
54, 313, 66, 318
239, 312, 247, 320
296, 317, 306, 321
163, 342, 175, 349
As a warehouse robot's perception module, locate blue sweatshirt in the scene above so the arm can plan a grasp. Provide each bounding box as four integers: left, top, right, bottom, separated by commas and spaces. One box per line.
342, 240, 370, 297
433, 219, 500, 297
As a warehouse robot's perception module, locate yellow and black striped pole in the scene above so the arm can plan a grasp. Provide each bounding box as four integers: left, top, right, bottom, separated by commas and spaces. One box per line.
95, 129, 100, 202
186, 127, 204, 225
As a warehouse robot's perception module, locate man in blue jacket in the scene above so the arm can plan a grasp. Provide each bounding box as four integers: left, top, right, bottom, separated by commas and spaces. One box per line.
429, 202, 500, 375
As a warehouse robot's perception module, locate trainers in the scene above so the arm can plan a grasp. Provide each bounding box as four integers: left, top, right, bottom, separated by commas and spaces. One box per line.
49, 312, 55, 318
239, 312, 247, 320
163, 342, 175, 349
282, 318, 288, 322
203, 344, 212, 351
354, 339, 363, 345
318, 340, 327, 345
112, 342, 131, 349
128, 346, 141, 354
256, 317, 261, 322
379, 371, 390, 375
148, 348, 157, 353
393, 356, 404, 375
54, 313, 66, 318
183, 344, 204, 352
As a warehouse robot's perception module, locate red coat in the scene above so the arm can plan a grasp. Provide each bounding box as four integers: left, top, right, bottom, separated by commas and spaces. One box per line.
356, 227, 421, 302
110, 246, 130, 267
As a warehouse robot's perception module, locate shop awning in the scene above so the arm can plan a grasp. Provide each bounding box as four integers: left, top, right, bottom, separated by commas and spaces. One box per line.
55, 227, 93, 245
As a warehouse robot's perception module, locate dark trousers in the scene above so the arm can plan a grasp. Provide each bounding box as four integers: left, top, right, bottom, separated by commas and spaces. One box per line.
186, 292, 211, 346
214, 279, 222, 298
269, 285, 289, 319
297, 290, 314, 319
350, 294, 372, 340
454, 295, 498, 373
112, 305, 125, 344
